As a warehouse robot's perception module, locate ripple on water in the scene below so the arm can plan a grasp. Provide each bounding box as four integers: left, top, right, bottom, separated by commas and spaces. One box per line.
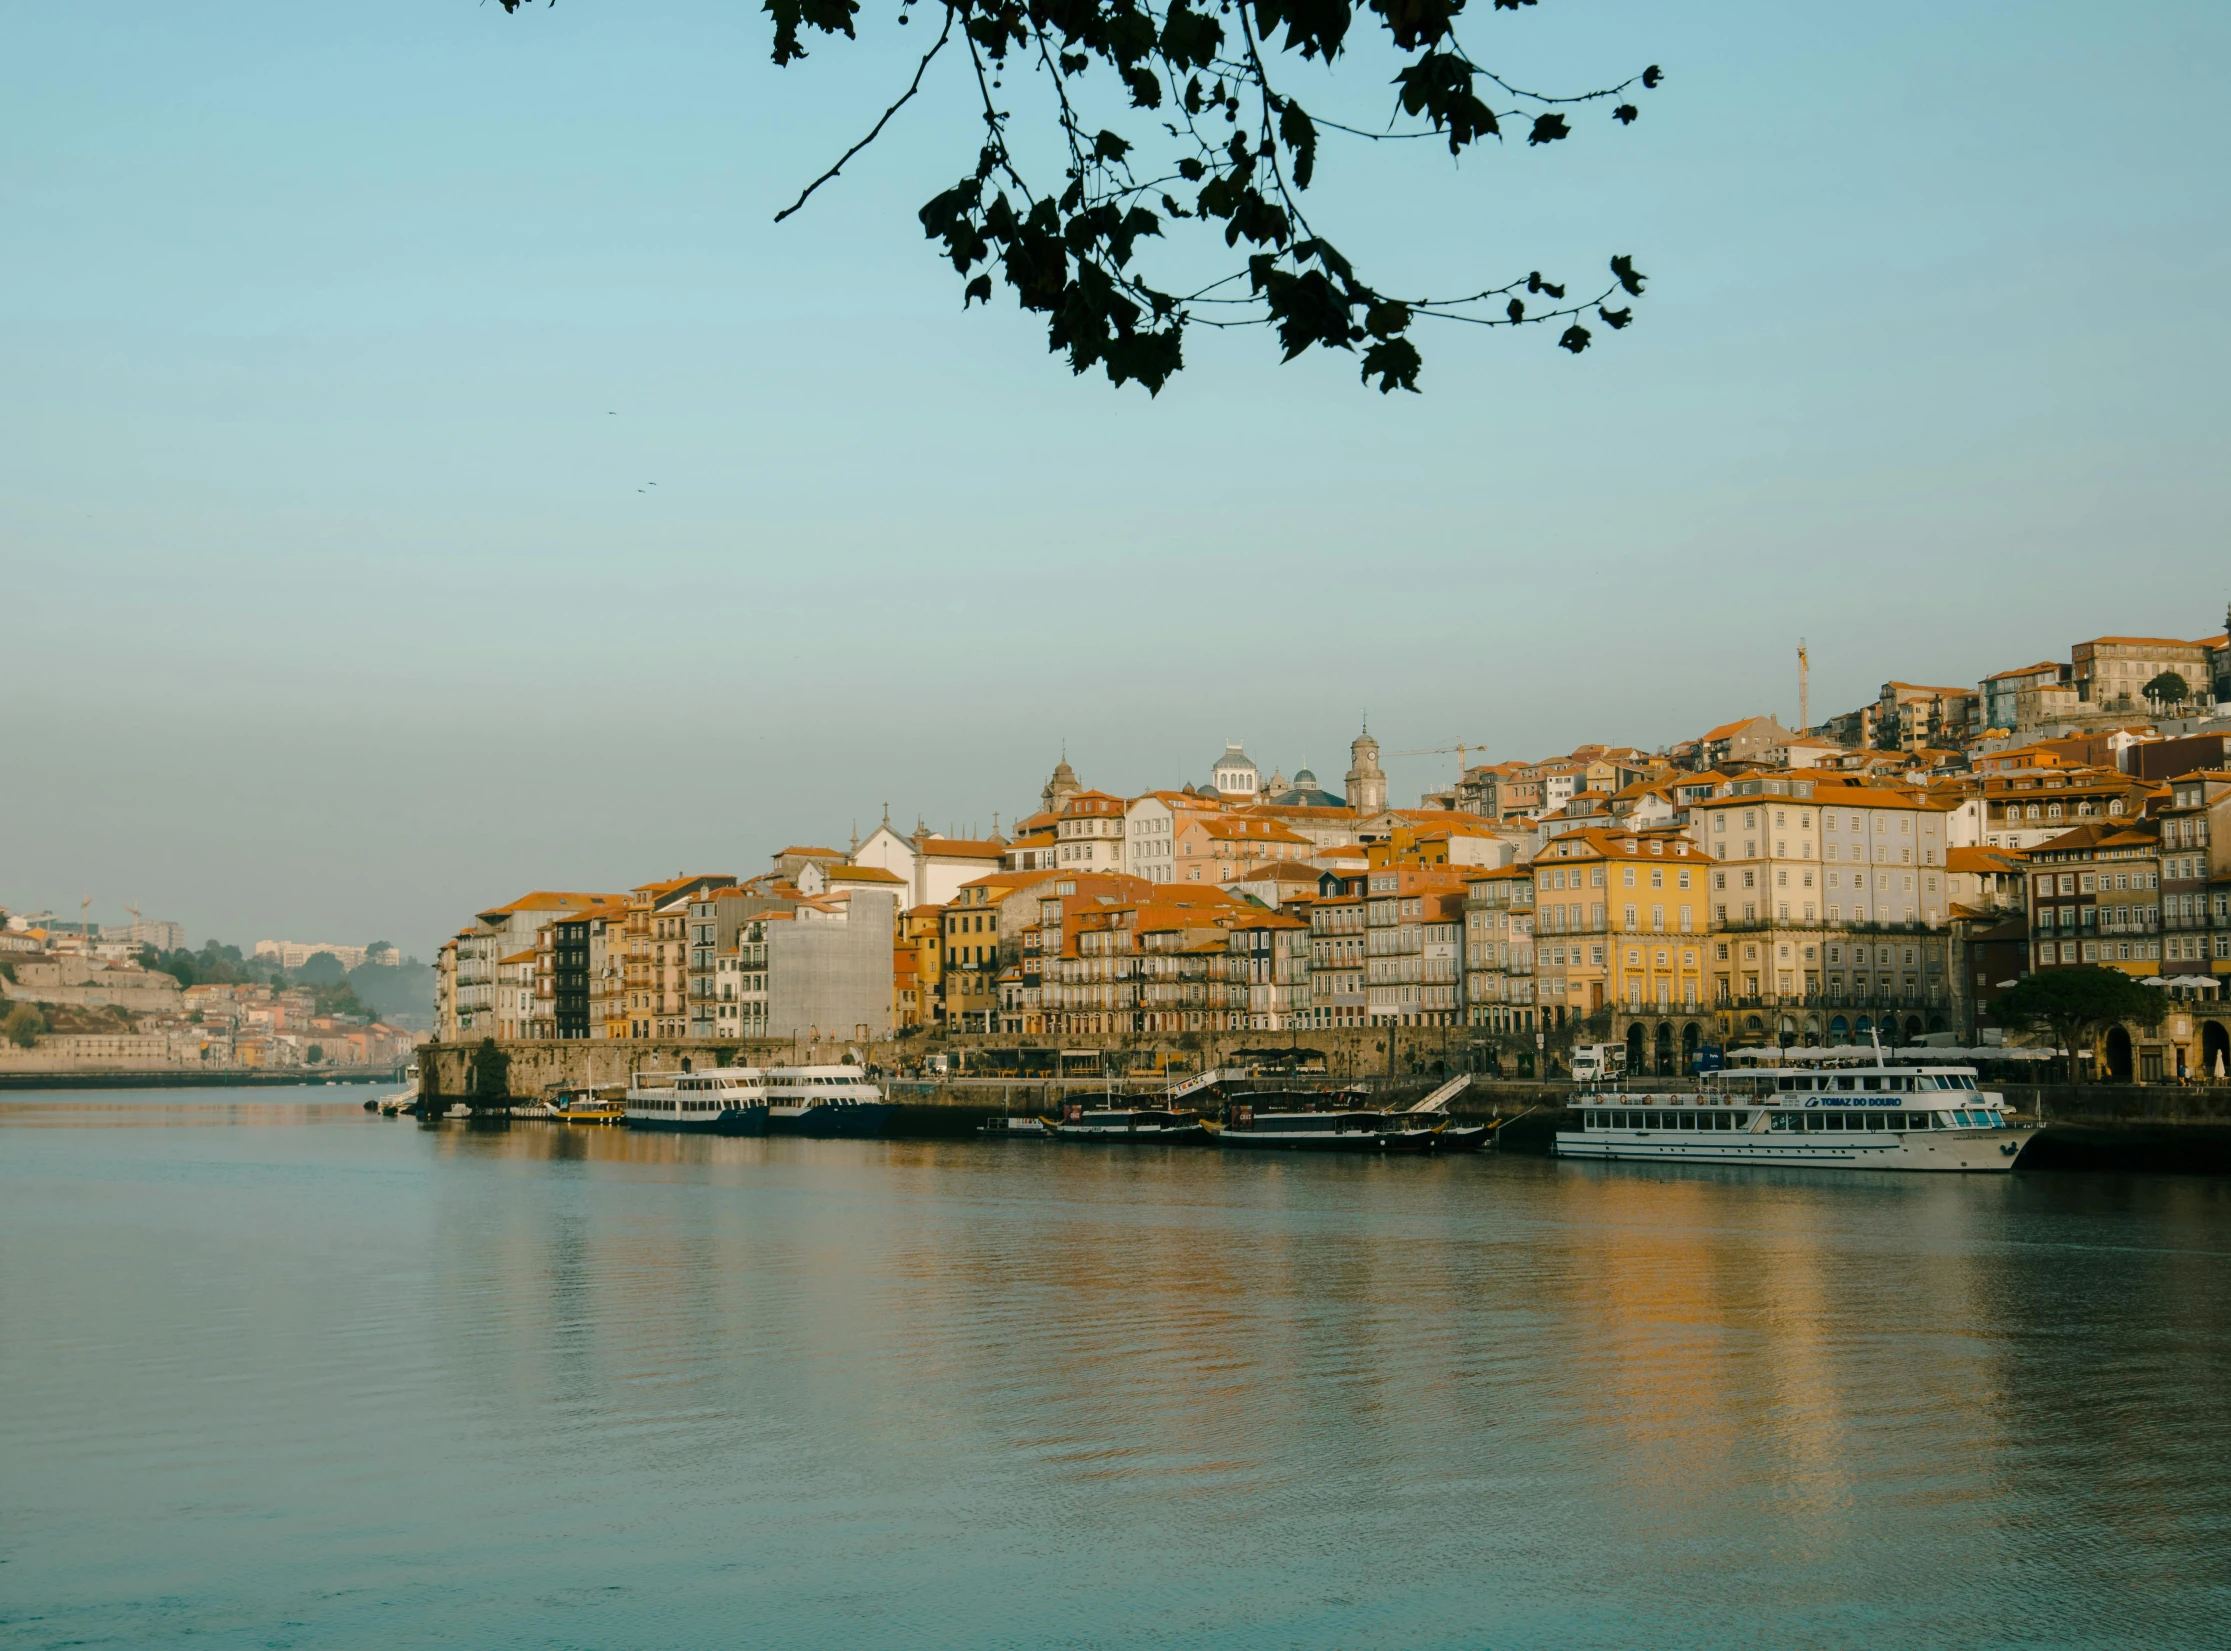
2, 1099, 2229, 1648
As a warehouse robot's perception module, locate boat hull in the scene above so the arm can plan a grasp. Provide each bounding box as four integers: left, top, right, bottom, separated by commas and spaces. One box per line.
1046, 1123, 1210, 1144
1218, 1131, 1393, 1152
771, 1103, 897, 1139
1554, 1124, 2037, 1172
625, 1106, 769, 1136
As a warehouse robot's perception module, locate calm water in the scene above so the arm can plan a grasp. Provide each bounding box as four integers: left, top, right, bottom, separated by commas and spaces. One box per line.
3, 1092, 2229, 1649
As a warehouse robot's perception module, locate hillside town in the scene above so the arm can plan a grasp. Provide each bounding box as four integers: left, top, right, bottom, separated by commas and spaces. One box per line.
0, 916, 419, 1074
433, 625, 2231, 1082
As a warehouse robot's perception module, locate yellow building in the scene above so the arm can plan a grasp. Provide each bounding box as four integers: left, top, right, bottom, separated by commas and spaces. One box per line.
1530, 826, 1712, 1024
899, 904, 945, 1030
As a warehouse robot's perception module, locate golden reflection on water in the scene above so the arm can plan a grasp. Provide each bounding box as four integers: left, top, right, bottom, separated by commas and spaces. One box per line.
8, 1096, 2231, 1646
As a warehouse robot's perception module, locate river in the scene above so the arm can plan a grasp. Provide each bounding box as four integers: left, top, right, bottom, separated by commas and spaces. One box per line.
3, 1089, 2227, 1648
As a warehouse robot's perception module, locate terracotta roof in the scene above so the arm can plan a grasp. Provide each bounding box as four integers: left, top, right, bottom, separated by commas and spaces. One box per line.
2076, 636, 2210, 649
1946, 847, 2026, 875
1981, 660, 2063, 682
477, 891, 617, 920
920, 838, 1007, 858
828, 864, 906, 884
1700, 716, 1775, 743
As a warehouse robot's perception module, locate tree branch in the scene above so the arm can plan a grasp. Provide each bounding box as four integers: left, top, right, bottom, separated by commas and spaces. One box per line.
773, 3, 956, 224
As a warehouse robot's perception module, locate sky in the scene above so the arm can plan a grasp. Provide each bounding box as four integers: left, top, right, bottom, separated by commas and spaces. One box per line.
2, 0, 2224, 959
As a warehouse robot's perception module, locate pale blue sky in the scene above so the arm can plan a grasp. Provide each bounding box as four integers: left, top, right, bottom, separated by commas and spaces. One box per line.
2, 0, 2224, 957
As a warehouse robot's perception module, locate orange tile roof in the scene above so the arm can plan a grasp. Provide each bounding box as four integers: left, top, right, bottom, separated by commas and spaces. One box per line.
921, 838, 1007, 858
829, 864, 906, 883
477, 891, 617, 919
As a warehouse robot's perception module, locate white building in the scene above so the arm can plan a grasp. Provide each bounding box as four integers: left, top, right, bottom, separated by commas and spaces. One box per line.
854, 824, 1010, 909
1125, 790, 1225, 884
1211, 743, 1261, 800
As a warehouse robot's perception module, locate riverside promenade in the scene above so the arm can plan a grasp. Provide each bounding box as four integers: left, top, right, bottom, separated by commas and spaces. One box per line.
407, 1035, 2231, 1173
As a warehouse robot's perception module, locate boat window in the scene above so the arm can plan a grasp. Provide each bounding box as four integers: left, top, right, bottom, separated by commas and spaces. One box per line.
1777, 1076, 1797, 1091
1939, 1111, 1961, 1128
1861, 1076, 1882, 1091
1834, 1076, 1856, 1091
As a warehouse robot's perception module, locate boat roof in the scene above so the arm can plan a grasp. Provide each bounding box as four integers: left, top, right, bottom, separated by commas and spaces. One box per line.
1722, 1046, 2052, 1064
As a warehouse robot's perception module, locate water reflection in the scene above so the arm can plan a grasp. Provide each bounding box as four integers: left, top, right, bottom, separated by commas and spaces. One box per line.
2, 1095, 2227, 1648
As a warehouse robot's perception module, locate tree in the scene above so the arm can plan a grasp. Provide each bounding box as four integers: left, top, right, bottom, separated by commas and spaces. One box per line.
306, 1043, 325, 1066
496, 0, 1661, 394
5, 1003, 46, 1049
1989, 966, 2164, 1083
2144, 671, 2190, 708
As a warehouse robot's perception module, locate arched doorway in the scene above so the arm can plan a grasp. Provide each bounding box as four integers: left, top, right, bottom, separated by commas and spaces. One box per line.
2105, 1024, 2133, 1082
1778, 1016, 1797, 1048
2203, 1019, 2230, 1082
1682, 1022, 1701, 1072
1626, 1021, 1646, 1073
1928, 1013, 1949, 1035
1903, 1016, 1923, 1045
1829, 1015, 1850, 1045
1854, 1016, 1873, 1042
1654, 1021, 1674, 1075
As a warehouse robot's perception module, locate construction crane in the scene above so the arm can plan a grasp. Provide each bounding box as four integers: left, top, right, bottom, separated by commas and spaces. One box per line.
1396, 740, 1492, 773
1797, 640, 1810, 732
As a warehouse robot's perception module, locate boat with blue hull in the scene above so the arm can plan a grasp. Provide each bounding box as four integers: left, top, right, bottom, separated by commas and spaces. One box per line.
625, 1069, 770, 1135
766, 1065, 898, 1138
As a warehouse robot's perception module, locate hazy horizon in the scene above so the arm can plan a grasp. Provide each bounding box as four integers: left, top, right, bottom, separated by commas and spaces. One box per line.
5, 0, 2224, 959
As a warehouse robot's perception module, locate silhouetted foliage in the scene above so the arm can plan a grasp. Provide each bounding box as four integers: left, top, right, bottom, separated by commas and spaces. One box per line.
2144, 671, 2190, 707
296, 951, 348, 987
1990, 966, 2163, 1084
495, 0, 1658, 393
5, 1003, 47, 1048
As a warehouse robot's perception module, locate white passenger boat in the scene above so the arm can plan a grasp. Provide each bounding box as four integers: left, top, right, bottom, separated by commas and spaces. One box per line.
624, 1068, 769, 1135
764, 1065, 897, 1138
1555, 1047, 2036, 1172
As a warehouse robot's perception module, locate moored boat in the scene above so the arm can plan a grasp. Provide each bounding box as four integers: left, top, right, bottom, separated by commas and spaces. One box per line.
1554, 1046, 2035, 1172
1044, 1104, 1209, 1143
625, 1068, 769, 1135
765, 1065, 896, 1138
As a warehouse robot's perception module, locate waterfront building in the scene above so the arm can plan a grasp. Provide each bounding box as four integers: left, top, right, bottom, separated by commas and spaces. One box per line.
1691, 774, 1953, 1047
1360, 865, 1468, 1026
2026, 822, 2162, 976
454, 891, 617, 1040
1308, 882, 1367, 1027
1528, 827, 1709, 1028
717, 890, 897, 1044
942, 872, 1034, 1033
2157, 772, 2231, 974
1223, 907, 1312, 1030
1462, 864, 1536, 1031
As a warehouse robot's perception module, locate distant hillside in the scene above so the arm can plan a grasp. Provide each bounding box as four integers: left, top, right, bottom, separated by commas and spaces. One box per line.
348, 959, 436, 1028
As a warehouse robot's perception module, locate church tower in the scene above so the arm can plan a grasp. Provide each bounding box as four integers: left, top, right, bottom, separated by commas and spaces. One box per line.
1345, 726, 1386, 813
1041, 756, 1082, 815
